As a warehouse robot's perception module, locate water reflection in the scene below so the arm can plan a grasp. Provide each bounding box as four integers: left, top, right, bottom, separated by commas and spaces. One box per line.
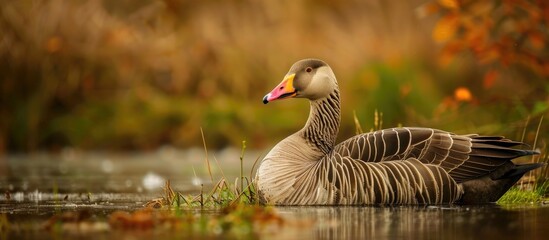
277, 205, 548, 239
1, 151, 547, 239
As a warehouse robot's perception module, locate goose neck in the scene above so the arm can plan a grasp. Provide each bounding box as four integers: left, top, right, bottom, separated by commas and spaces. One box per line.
300, 90, 341, 154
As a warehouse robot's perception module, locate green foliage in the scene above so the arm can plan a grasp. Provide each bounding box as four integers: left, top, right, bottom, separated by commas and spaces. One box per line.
497, 181, 549, 204
158, 140, 259, 209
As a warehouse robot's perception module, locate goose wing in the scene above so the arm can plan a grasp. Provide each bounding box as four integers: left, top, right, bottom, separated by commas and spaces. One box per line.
332, 127, 534, 182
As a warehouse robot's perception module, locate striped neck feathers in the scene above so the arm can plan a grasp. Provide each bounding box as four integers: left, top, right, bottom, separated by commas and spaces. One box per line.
299, 89, 341, 154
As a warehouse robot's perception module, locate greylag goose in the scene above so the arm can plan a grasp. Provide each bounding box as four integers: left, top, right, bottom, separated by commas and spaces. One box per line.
256, 58, 543, 205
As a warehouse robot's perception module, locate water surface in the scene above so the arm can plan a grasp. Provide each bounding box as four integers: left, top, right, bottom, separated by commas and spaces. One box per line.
1, 150, 547, 239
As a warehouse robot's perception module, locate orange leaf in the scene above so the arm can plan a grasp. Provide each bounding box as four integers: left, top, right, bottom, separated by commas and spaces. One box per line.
483, 70, 498, 89
528, 32, 544, 49
454, 87, 472, 102
438, 0, 460, 9
433, 15, 459, 43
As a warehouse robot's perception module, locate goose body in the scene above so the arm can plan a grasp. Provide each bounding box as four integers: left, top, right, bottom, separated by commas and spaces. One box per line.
255, 59, 542, 205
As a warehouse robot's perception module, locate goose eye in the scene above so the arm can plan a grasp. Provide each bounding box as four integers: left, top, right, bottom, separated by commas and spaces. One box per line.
305, 67, 313, 73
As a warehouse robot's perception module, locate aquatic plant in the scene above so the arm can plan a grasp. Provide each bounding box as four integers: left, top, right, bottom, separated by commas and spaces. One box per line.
156, 139, 260, 209
498, 118, 549, 204
498, 144, 548, 204
497, 181, 549, 204
104, 141, 275, 236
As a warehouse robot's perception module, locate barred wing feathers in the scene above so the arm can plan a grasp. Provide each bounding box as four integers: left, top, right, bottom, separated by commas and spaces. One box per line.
333, 127, 534, 183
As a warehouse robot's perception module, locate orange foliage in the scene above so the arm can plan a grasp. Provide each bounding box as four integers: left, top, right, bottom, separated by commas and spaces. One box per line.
454, 87, 473, 102
483, 70, 499, 89
432, 15, 459, 43
438, 0, 460, 9
425, 0, 549, 78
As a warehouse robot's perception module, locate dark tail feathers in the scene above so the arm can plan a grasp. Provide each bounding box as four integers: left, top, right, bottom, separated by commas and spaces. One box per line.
496, 162, 545, 179
457, 162, 545, 204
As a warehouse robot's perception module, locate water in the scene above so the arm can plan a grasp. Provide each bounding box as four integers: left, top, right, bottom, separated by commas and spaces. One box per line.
1, 149, 548, 239
277, 205, 549, 239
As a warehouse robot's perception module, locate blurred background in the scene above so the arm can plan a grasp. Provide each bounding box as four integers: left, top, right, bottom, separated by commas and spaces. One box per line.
1, 0, 548, 154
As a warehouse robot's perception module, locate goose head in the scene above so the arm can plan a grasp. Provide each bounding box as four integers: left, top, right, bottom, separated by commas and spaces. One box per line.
263, 59, 337, 104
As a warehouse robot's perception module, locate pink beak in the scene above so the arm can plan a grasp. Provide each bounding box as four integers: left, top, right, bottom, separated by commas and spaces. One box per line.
263, 74, 297, 104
